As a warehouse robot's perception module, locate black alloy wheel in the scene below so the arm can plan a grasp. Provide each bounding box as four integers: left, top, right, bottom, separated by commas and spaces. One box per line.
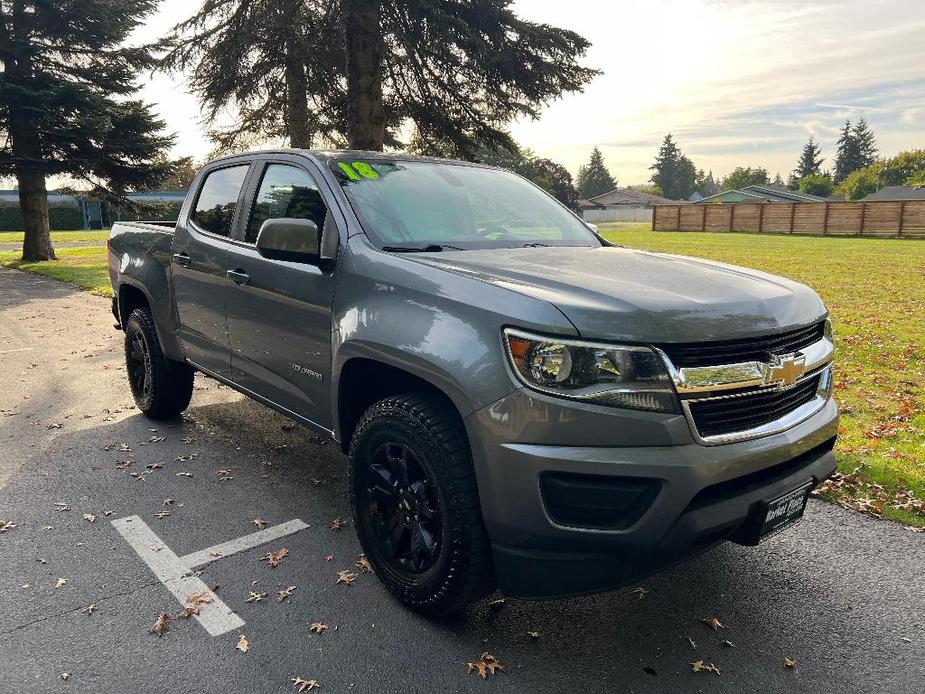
127, 330, 153, 404
348, 393, 494, 616
359, 442, 442, 574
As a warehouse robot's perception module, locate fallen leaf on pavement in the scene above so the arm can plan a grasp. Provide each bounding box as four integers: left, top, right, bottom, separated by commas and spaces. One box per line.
633, 586, 647, 599
291, 677, 320, 692
329, 518, 347, 530
264, 547, 288, 568
252, 517, 269, 529
0, 520, 15, 532
488, 598, 506, 611
527, 630, 541, 639
722, 639, 736, 648
323, 554, 333, 561
309, 622, 328, 634
277, 586, 296, 602
183, 592, 214, 615
82, 513, 96, 523
162, 498, 174, 507
154, 511, 170, 519
152, 613, 171, 637
83, 604, 96, 615
355, 554, 373, 573
691, 659, 721, 675
688, 637, 697, 649
245, 591, 267, 603
209, 551, 222, 558
236, 634, 250, 653
60, 673, 70, 681
54, 578, 68, 589
784, 658, 797, 669
467, 652, 505, 678
701, 616, 725, 630
336, 570, 356, 586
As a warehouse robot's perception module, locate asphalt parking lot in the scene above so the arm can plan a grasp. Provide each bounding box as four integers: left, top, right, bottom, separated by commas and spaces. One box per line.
1, 266, 923, 694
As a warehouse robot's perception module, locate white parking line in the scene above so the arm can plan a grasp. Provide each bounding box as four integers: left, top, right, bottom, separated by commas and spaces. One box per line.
112, 515, 308, 636
180, 519, 309, 569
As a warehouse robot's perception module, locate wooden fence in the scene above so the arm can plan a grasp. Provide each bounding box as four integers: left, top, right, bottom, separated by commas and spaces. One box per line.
653, 200, 925, 238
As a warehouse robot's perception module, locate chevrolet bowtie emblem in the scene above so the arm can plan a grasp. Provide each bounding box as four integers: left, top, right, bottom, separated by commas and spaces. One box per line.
764, 353, 806, 388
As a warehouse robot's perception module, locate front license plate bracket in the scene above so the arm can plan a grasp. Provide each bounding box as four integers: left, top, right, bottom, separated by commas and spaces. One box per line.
733, 480, 813, 546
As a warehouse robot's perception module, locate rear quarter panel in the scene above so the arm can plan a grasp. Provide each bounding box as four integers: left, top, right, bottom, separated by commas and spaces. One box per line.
109, 222, 185, 360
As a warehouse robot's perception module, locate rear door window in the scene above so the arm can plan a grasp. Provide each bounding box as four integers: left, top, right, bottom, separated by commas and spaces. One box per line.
191, 165, 249, 237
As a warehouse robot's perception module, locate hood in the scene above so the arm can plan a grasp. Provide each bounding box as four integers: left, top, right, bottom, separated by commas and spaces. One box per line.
405, 246, 827, 343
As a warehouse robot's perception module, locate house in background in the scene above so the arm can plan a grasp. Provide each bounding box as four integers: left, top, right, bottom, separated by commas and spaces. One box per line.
577, 187, 675, 222
860, 185, 925, 202
694, 184, 828, 204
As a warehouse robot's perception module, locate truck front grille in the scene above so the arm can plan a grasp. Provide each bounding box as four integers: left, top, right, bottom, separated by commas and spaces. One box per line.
687, 374, 821, 439
659, 321, 825, 368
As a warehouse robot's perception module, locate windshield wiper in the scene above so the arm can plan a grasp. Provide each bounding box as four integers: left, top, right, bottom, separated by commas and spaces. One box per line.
521, 242, 550, 247
381, 244, 465, 252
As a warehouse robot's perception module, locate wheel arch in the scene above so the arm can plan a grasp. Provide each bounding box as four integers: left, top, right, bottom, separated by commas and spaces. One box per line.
335, 353, 471, 454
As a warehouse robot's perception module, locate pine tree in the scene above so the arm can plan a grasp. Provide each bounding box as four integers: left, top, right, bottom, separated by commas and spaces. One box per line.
649, 134, 697, 200
772, 172, 785, 187
852, 117, 878, 168
834, 120, 861, 183
793, 136, 824, 180
165, 0, 599, 156
0, 0, 173, 261
576, 147, 616, 198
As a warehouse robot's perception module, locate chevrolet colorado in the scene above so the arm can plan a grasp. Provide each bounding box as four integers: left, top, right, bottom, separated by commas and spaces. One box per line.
108, 150, 837, 615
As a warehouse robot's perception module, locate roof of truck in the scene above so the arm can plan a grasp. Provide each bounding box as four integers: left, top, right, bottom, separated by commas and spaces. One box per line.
206, 148, 498, 170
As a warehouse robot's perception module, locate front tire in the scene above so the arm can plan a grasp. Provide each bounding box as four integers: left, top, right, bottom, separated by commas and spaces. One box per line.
124, 307, 193, 419
349, 393, 494, 616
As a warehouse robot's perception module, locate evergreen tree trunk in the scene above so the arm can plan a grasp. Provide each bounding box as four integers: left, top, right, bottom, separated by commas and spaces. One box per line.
16, 169, 54, 262
343, 0, 384, 150
284, 39, 312, 148
8, 0, 55, 262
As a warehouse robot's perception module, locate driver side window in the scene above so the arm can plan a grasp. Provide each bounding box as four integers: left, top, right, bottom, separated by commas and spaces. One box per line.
246, 164, 328, 243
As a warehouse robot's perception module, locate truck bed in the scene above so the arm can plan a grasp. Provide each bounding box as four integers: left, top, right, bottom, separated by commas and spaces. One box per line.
111, 220, 177, 233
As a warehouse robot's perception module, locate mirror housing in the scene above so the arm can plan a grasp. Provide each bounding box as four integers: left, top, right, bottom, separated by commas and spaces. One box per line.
255, 218, 319, 263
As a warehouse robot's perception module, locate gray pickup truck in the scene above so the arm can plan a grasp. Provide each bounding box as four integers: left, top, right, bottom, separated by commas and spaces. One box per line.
108, 150, 837, 615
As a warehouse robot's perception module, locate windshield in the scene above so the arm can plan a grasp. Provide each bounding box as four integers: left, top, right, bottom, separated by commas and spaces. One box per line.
329, 158, 600, 250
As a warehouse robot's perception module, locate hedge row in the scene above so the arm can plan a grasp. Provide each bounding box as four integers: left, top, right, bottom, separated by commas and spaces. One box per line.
0, 205, 84, 231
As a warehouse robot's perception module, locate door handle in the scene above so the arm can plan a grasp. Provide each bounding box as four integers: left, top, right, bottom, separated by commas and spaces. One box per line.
172, 252, 191, 267
226, 268, 250, 285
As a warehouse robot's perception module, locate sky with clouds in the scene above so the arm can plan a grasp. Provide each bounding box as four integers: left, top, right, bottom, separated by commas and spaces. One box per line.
135, 0, 925, 185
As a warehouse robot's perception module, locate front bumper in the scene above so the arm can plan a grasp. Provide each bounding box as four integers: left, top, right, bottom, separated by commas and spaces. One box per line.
465, 389, 838, 599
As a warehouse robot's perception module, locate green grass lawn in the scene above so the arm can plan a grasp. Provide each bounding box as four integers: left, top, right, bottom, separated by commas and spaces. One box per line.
599, 222, 925, 527
0, 245, 112, 296
0, 229, 110, 244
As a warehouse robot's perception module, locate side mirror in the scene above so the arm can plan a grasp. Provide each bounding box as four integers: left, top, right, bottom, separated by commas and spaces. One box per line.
255, 218, 319, 263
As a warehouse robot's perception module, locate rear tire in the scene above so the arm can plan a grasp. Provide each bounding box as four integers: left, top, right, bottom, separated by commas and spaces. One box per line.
124, 306, 193, 419
349, 393, 494, 616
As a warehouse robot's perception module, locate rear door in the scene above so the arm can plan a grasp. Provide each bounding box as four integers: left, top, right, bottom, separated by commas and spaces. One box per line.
223, 156, 340, 430
171, 161, 252, 377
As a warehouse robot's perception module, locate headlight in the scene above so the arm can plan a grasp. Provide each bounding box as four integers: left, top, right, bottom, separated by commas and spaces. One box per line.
503, 329, 679, 413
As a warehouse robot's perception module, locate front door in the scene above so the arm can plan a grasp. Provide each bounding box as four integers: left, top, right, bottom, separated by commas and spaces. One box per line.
224, 161, 338, 430
171, 162, 251, 377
